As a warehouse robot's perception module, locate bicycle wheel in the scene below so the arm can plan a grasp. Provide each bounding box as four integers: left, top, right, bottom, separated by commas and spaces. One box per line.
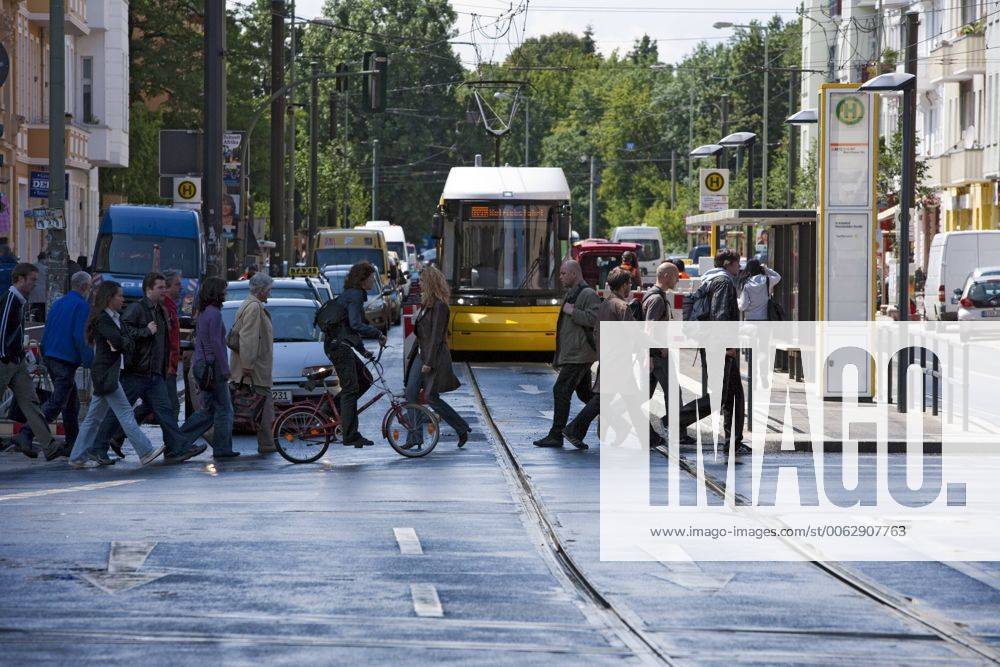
384, 402, 440, 458
273, 407, 332, 464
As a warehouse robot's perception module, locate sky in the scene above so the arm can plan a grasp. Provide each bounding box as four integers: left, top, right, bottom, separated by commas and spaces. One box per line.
292, 0, 805, 68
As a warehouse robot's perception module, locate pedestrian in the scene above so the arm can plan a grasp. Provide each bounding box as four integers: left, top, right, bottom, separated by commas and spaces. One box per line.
180, 277, 238, 459
403, 266, 470, 448
671, 258, 690, 280
229, 271, 278, 454
737, 259, 780, 321
91, 272, 204, 463
534, 259, 599, 448
656, 249, 747, 453
0, 240, 18, 264
324, 261, 386, 449
0, 263, 60, 460
67, 281, 165, 468
620, 250, 642, 289
563, 267, 635, 449
643, 261, 686, 447
16, 271, 93, 458
28, 252, 47, 322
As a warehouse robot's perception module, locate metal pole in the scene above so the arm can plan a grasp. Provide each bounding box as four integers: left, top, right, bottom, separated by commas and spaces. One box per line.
688, 86, 694, 191
371, 139, 380, 220
787, 70, 796, 209
204, 0, 227, 277
269, 0, 286, 273
286, 1, 296, 265
898, 84, 916, 413
45, 0, 68, 304
524, 97, 529, 167
762, 31, 769, 210
328, 89, 337, 229
588, 155, 597, 238
308, 61, 319, 260
670, 149, 677, 208
343, 85, 349, 227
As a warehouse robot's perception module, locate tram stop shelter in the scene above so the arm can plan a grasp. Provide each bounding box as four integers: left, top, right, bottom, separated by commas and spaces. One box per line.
685, 208, 818, 322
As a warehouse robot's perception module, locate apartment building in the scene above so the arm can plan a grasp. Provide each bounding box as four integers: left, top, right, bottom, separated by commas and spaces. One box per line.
4, 0, 128, 264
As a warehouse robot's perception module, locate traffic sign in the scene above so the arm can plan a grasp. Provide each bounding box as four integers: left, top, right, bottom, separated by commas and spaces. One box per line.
173, 177, 202, 206
698, 168, 729, 212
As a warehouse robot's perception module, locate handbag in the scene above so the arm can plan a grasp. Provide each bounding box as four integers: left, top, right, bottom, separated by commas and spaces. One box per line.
192, 330, 216, 391
766, 296, 786, 321
230, 379, 265, 430
226, 304, 248, 353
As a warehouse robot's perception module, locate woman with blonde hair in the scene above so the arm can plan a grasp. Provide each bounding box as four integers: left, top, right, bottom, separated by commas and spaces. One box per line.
403, 266, 470, 448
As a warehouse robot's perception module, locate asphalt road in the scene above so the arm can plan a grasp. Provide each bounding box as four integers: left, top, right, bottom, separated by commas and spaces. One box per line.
1, 325, 998, 665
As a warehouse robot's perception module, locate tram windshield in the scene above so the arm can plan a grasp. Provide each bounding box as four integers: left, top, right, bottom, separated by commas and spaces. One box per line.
455, 202, 559, 292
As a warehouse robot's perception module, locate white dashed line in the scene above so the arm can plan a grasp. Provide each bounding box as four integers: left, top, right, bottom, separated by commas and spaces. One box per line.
393, 527, 424, 555
410, 583, 443, 617
0, 479, 142, 502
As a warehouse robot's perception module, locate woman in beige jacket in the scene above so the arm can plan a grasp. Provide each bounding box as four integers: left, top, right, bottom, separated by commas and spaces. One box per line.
229, 272, 275, 453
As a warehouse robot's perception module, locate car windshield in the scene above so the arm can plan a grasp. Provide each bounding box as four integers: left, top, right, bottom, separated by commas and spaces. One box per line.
456, 202, 558, 292
221, 304, 321, 342
968, 280, 1000, 306
226, 286, 317, 302
387, 241, 406, 259
324, 270, 382, 297
315, 247, 384, 268
95, 234, 198, 276
629, 239, 660, 262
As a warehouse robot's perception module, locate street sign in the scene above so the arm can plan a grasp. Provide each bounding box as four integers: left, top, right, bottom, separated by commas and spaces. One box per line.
24, 208, 65, 230
698, 168, 729, 212
29, 171, 70, 201
173, 177, 202, 207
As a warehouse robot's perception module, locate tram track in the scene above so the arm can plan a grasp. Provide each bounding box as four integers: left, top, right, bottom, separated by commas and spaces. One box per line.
465, 362, 675, 666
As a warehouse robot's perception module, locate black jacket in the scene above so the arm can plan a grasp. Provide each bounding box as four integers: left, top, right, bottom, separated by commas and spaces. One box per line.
708, 273, 739, 322
91, 311, 133, 395
122, 297, 168, 376
0, 288, 26, 363
329, 288, 383, 354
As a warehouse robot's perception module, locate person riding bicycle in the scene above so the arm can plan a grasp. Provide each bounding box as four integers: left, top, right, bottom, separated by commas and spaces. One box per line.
326, 261, 387, 448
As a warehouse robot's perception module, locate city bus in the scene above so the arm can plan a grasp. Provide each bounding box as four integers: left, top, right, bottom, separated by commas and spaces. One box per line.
433, 166, 572, 352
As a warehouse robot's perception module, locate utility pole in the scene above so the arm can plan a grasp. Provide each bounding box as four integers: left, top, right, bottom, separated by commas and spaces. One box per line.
670, 149, 677, 209
371, 139, 380, 220
787, 70, 797, 208
45, 0, 68, 303
204, 0, 227, 277
339, 63, 350, 228
327, 89, 337, 229
308, 61, 319, 260
269, 0, 286, 274
688, 86, 694, 191
285, 1, 297, 266
588, 155, 597, 238
524, 97, 529, 166
762, 30, 770, 210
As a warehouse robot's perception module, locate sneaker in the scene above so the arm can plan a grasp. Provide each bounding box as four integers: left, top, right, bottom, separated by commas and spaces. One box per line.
94, 454, 117, 466
68, 457, 100, 469
165, 443, 208, 463
562, 429, 589, 450
43, 441, 64, 462
140, 445, 166, 466
533, 435, 564, 448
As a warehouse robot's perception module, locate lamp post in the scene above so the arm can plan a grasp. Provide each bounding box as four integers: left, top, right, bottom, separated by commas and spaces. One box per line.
860, 71, 917, 413
715, 21, 771, 209
719, 131, 757, 258
785, 108, 818, 208
689, 144, 726, 254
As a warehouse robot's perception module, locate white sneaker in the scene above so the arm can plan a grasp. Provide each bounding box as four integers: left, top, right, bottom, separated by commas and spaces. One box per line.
68, 457, 99, 469
140, 445, 166, 466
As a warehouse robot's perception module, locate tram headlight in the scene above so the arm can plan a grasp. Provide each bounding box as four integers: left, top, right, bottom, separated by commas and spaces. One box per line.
456, 298, 465, 305
536, 298, 560, 306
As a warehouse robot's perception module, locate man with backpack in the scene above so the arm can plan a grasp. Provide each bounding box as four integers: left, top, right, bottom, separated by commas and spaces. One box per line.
663, 249, 747, 453
643, 261, 683, 447
534, 260, 599, 448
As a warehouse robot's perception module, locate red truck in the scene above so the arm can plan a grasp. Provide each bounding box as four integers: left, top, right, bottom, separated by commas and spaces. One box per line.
570, 238, 686, 314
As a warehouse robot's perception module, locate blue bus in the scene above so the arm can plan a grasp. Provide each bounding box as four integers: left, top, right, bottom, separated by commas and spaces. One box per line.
92, 205, 206, 317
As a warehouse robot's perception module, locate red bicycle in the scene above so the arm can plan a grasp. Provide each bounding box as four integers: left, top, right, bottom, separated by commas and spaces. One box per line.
271, 344, 440, 463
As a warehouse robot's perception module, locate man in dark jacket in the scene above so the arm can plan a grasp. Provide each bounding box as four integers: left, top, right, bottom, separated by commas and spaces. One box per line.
92, 272, 204, 463
17, 271, 93, 457
534, 260, 600, 448
0, 263, 59, 460
644, 261, 685, 448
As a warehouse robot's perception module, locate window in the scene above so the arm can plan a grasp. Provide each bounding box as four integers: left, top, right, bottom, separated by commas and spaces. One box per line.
961, 0, 980, 27
927, 0, 944, 49
959, 80, 975, 134
81, 57, 94, 123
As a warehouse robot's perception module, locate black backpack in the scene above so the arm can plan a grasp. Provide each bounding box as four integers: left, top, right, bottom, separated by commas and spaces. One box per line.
682, 281, 714, 322
315, 295, 348, 335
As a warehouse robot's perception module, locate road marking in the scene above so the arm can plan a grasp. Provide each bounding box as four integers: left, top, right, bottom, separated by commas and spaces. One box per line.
410, 583, 443, 617
78, 540, 169, 594
642, 544, 733, 592
0, 479, 141, 502
518, 384, 543, 395
393, 527, 424, 555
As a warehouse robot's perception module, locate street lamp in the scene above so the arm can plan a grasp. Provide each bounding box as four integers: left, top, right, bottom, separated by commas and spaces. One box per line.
715, 21, 771, 209
689, 143, 725, 167
719, 131, 757, 258
860, 71, 916, 412
785, 108, 818, 125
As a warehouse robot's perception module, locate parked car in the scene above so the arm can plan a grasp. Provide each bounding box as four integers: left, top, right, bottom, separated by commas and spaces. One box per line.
226, 277, 332, 304
924, 231, 1000, 320
220, 298, 336, 407
322, 265, 397, 333
956, 267, 1000, 321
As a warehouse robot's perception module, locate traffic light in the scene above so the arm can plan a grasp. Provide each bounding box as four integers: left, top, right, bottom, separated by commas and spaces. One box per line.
362, 51, 387, 113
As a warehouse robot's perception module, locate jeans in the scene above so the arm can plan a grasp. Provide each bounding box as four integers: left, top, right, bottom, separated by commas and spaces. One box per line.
68, 383, 157, 462
21, 357, 80, 449
94, 373, 191, 457
404, 366, 469, 445
181, 376, 234, 455
116, 373, 179, 445
548, 363, 593, 438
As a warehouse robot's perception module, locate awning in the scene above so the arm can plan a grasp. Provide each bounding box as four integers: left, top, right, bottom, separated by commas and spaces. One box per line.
685, 208, 817, 229
877, 204, 899, 223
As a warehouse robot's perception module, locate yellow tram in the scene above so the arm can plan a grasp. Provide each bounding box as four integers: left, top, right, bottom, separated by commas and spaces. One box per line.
433, 166, 572, 352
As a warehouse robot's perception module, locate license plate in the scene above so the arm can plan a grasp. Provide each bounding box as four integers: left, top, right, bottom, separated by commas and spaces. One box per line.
271, 390, 292, 403
981, 310, 1000, 318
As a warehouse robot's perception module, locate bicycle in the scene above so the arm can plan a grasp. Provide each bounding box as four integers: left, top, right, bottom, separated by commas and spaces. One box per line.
272, 343, 440, 463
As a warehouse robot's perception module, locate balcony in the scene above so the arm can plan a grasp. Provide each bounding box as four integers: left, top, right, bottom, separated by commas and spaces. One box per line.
24, 0, 89, 35
932, 148, 985, 188
24, 123, 91, 169
926, 154, 949, 189
928, 34, 985, 85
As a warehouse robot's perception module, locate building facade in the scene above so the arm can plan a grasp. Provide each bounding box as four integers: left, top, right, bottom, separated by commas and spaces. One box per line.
1, 0, 128, 266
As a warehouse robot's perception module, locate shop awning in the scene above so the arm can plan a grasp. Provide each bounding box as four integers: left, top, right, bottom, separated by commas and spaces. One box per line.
685, 208, 817, 228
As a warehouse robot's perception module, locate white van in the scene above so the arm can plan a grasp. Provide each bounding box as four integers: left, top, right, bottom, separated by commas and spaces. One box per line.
359, 220, 410, 296
923, 231, 1000, 320
610, 225, 664, 286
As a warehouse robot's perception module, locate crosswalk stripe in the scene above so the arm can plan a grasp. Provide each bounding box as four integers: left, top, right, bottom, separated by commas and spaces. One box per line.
410, 583, 443, 617
393, 527, 424, 555
0, 479, 141, 502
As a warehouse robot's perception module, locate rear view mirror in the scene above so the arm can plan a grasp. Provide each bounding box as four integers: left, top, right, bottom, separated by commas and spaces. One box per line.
432, 212, 444, 239
557, 204, 571, 241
